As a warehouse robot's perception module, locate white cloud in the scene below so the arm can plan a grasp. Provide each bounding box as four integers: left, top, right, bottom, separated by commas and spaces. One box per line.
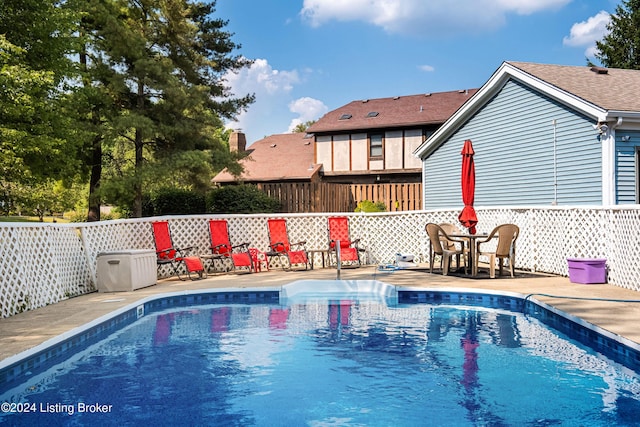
495, 0, 570, 15
287, 97, 329, 132
300, 0, 571, 37
418, 64, 435, 72
563, 11, 610, 58
224, 59, 315, 142
225, 58, 299, 96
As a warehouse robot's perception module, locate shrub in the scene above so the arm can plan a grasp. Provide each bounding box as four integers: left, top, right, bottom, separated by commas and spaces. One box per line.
207, 185, 281, 214
354, 200, 387, 213
153, 188, 206, 215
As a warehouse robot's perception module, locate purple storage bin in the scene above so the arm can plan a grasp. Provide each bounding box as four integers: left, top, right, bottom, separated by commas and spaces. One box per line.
567, 258, 607, 284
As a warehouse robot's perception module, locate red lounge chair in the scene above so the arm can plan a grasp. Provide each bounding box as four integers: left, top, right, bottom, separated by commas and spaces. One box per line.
266, 218, 309, 270
204, 219, 253, 273
328, 216, 363, 267
152, 221, 206, 280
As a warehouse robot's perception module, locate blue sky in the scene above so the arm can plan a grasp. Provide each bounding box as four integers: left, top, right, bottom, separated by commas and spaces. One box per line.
216, 0, 621, 145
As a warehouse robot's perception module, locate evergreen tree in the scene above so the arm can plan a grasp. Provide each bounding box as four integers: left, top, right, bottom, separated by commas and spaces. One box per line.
80, 0, 254, 217
595, 0, 640, 69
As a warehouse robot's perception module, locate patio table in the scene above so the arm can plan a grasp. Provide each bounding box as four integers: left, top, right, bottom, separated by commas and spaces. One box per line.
308, 249, 330, 270
449, 232, 496, 277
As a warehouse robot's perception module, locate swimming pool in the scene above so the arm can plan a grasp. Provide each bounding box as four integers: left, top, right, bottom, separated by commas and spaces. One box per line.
1, 280, 640, 426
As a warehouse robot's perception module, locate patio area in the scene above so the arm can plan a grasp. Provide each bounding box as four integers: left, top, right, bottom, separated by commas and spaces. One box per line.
2, 264, 640, 363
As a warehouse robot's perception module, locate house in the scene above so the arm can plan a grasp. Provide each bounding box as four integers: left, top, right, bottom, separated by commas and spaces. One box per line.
307, 89, 477, 184
414, 61, 640, 208
213, 89, 479, 212
212, 131, 321, 185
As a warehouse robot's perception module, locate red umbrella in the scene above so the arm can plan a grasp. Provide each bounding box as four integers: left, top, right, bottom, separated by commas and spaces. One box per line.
458, 139, 478, 234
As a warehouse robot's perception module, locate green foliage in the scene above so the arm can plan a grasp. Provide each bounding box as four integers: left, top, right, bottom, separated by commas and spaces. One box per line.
77, 0, 255, 217
595, 0, 640, 69
292, 120, 317, 133
152, 188, 206, 216
0, 1, 86, 212
207, 185, 281, 214
1, 179, 84, 220
354, 200, 387, 213
0, 35, 80, 186
0, 0, 255, 219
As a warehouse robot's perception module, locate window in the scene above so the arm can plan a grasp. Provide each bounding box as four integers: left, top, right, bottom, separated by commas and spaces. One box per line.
370, 134, 383, 158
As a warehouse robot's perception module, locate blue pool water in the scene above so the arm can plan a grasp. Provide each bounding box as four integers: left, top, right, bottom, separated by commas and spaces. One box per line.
1, 284, 640, 426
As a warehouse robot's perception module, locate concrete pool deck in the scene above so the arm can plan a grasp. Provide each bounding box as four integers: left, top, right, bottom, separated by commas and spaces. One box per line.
2, 265, 640, 362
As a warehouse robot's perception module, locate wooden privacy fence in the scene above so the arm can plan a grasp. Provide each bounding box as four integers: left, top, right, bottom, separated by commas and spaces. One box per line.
351, 183, 422, 212
258, 182, 422, 213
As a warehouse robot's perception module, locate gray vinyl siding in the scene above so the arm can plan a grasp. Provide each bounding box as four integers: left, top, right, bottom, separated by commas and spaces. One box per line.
615, 131, 640, 204
424, 79, 602, 209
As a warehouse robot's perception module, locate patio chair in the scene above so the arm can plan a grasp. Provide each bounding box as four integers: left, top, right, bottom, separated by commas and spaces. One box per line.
328, 216, 364, 268
152, 221, 206, 280
439, 222, 467, 271
475, 224, 519, 278
203, 219, 253, 274
266, 218, 309, 270
425, 223, 467, 275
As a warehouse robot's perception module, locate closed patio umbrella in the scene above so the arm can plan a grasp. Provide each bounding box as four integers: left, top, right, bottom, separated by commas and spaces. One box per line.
458, 139, 478, 234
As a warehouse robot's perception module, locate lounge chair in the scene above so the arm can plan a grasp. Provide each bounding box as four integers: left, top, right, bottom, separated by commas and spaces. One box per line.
425, 222, 467, 275
475, 224, 519, 278
328, 216, 363, 268
152, 221, 206, 280
266, 218, 309, 270
203, 219, 253, 273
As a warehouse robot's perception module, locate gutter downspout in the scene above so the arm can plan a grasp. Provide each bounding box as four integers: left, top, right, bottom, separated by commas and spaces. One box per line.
602, 117, 622, 205
552, 119, 558, 205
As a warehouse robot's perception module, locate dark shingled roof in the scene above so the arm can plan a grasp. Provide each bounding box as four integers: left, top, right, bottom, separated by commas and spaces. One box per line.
307, 89, 478, 134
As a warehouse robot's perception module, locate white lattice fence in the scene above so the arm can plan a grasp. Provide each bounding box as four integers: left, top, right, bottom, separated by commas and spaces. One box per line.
3, 206, 640, 317
608, 209, 640, 291
0, 224, 93, 318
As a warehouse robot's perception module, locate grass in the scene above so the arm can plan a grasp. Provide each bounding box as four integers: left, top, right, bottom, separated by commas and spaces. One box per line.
0, 216, 70, 223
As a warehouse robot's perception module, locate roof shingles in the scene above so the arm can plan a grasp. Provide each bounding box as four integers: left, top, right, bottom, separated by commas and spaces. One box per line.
509, 61, 640, 112
213, 133, 318, 183
307, 89, 478, 133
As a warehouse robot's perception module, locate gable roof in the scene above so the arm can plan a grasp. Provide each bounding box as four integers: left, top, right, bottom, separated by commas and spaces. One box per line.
307, 89, 478, 134
509, 62, 640, 113
212, 133, 320, 183
414, 61, 640, 159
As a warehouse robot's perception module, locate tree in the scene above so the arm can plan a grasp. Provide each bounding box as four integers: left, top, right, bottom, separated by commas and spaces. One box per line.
595, 0, 640, 69
292, 120, 316, 133
0, 1, 83, 200
80, 0, 254, 218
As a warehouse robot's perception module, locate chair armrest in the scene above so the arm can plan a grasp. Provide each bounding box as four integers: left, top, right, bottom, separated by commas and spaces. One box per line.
291, 241, 307, 251
178, 246, 196, 255
156, 248, 174, 259
475, 236, 494, 252
270, 242, 285, 253
231, 243, 251, 252
210, 244, 227, 254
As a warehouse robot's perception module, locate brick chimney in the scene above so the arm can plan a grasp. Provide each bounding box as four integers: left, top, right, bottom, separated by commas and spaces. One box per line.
229, 131, 246, 153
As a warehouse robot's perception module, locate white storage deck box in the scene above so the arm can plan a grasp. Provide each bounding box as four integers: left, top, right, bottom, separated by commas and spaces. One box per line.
97, 249, 156, 292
